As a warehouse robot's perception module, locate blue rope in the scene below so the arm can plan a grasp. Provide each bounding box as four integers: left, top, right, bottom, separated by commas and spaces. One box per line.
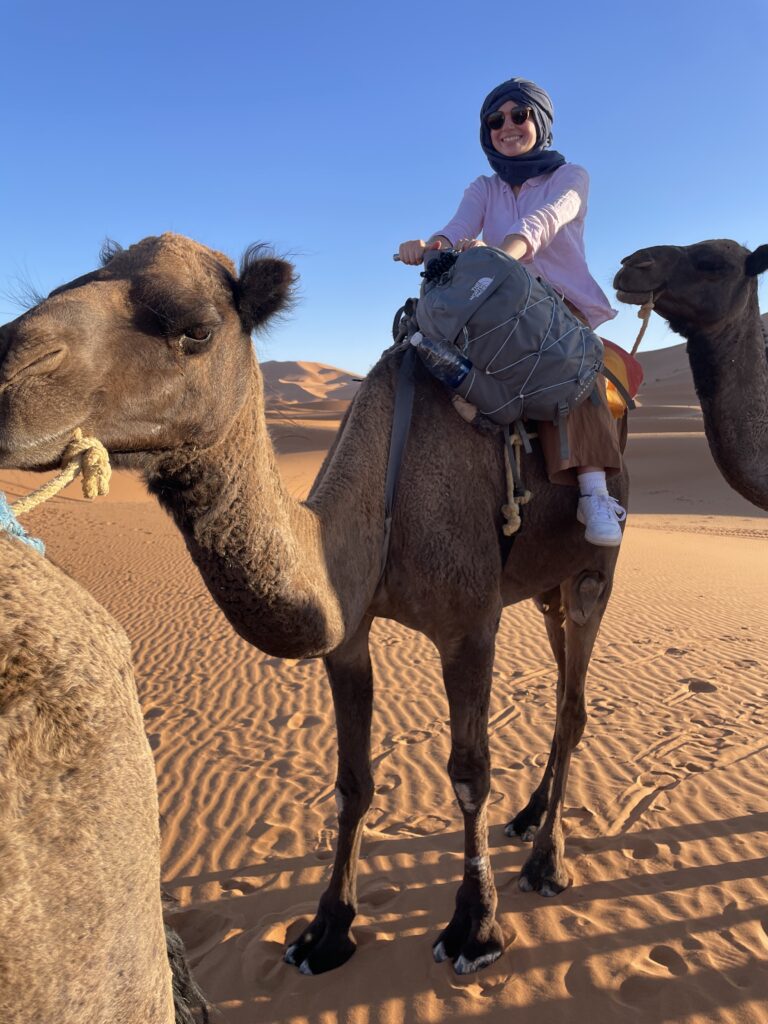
0, 492, 45, 556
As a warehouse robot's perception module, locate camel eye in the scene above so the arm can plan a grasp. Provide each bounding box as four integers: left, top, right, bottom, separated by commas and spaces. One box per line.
179, 326, 214, 354
182, 326, 212, 343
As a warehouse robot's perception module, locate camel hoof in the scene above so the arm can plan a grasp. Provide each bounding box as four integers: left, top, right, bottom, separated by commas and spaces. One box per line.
519, 856, 570, 898
540, 881, 565, 898
433, 940, 449, 963
454, 949, 503, 975
504, 808, 543, 842
284, 917, 356, 974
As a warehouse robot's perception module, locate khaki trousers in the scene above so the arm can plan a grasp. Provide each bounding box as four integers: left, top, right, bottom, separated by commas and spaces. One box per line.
537, 378, 626, 486
537, 298, 626, 486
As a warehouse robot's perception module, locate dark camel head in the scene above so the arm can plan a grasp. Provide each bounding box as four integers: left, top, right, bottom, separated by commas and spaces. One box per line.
0, 234, 295, 470
614, 239, 768, 333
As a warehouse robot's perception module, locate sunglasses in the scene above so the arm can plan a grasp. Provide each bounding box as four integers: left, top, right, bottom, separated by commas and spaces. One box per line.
484, 107, 532, 132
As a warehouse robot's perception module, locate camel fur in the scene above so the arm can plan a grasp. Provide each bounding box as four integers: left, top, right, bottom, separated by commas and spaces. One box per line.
0, 533, 205, 1023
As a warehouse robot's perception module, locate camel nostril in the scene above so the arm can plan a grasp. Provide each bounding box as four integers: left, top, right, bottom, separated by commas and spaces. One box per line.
3, 346, 69, 387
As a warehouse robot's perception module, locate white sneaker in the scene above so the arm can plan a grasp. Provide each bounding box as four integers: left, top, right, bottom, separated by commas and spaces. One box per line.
577, 489, 626, 547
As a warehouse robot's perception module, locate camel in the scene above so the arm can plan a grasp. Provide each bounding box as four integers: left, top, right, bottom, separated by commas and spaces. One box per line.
0, 529, 206, 1023
0, 233, 629, 976
614, 240, 768, 510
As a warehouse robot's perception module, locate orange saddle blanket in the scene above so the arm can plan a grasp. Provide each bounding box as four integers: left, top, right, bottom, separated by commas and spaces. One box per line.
600, 337, 644, 418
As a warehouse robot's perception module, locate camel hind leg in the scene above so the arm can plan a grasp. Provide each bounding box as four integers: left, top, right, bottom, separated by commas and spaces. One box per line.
284, 616, 374, 975
433, 618, 505, 974
517, 570, 612, 896
504, 585, 566, 841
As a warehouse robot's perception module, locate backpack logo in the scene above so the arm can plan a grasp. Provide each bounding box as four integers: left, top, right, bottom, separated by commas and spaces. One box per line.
469, 276, 494, 301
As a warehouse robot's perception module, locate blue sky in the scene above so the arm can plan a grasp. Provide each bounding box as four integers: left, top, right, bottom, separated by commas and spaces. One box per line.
2, 0, 765, 374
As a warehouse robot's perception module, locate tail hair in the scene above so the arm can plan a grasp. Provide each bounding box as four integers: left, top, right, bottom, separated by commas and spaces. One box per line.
165, 924, 210, 1024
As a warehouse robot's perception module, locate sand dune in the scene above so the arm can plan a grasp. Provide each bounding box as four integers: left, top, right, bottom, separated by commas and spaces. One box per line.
4, 348, 768, 1023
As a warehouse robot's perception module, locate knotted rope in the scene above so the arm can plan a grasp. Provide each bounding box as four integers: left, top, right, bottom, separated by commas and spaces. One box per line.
501, 429, 534, 536
10, 429, 112, 517
630, 293, 655, 356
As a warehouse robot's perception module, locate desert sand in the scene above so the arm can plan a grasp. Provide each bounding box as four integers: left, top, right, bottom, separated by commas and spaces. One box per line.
4, 344, 768, 1023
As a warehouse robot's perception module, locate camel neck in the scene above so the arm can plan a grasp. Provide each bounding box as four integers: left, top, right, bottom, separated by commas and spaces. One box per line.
682, 287, 768, 510
144, 359, 391, 656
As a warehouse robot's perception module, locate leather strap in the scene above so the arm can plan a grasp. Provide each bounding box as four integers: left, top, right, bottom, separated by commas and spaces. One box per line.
379, 345, 417, 581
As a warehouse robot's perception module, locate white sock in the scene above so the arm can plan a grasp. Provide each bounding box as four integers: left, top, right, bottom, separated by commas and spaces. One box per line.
577, 470, 607, 497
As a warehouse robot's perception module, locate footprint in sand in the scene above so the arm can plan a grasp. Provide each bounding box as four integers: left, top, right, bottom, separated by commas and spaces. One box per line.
618, 974, 665, 1005
591, 697, 619, 717
665, 647, 689, 658
624, 838, 659, 861
147, 734, 161, 750
220, 877, 259, 895
649, 945, 689, 976
390, 728, 433, 745
734, 658, 760, 669
165, 907, 231, 952
682, 677, 718, 693
637, 771, 677, 788
364, 806, 388, 830
270, 711, 323, 730
564, 805, 596, 826
144, 707, 164, 720
359, 880, 401, 907
375, 772, 401, 795
314, 827, 335, 860
389, 814, 450, 836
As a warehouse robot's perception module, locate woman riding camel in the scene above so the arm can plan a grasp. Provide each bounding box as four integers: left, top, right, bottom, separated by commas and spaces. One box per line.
398, 76, 626, 547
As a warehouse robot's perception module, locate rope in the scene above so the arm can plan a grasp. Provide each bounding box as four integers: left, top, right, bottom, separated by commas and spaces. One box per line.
10, 429, 112, 517
501, 430, 533, 536
0, 493, 45, 555
630, 293, 655, 356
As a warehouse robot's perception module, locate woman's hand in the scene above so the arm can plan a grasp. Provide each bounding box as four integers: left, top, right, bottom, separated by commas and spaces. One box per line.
455, 238, 486, 253
397, 239, 443, 265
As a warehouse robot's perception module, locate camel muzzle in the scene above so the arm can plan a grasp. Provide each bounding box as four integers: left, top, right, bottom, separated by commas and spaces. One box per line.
0, 345, 68, 392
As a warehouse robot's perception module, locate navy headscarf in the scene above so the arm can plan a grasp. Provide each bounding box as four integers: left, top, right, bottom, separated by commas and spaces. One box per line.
480, 77, 566, 186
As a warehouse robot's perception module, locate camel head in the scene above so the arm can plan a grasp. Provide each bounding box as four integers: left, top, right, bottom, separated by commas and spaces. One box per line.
0, 233, 295, 471
614, 239, 768, 335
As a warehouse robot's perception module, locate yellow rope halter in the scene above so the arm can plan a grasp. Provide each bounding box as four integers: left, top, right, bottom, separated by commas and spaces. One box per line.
10, 429, 112, 517
631, 293, 655, 356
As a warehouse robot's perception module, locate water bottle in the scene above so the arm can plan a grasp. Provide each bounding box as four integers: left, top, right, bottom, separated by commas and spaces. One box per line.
411, 331, 472, 390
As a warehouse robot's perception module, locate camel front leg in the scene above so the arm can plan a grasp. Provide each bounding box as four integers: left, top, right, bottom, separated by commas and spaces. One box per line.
284, 617, 374, 975
434, 625, 505, 974
519, 571, 611, 896
505, 586, 566, 841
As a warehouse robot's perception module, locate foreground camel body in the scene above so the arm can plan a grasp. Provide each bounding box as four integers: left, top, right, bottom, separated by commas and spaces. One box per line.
0, 535, 177, 1023
615, 239, 768, 510
0, 235, 628, 975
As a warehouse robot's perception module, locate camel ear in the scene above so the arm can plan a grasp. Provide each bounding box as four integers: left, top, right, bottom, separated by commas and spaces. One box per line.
745, 245, 768, 277
237, 245, 296, 331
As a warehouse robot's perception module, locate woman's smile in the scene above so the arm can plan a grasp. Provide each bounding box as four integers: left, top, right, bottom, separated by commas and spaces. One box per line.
490, 101, 537, 158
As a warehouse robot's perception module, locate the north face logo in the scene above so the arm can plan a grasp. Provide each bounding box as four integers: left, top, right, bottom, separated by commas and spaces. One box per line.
469, 276, 494, 301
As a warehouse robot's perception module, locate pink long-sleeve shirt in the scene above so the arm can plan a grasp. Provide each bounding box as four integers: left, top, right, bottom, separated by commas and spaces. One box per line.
436, 164, 617, 330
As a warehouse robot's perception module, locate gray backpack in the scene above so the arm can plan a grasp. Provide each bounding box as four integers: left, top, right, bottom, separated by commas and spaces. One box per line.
411, 247, 604, 443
